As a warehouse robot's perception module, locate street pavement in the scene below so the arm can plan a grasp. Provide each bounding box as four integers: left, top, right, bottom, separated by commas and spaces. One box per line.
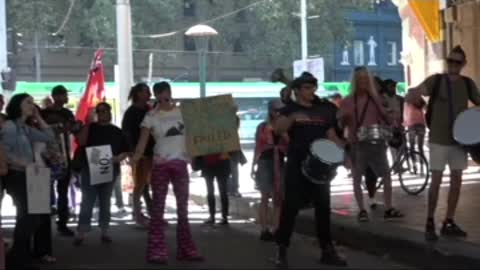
1, 193, 412, 269
189, 148, 480, 246
188, 148, 480, 268
2, 146, 478, 269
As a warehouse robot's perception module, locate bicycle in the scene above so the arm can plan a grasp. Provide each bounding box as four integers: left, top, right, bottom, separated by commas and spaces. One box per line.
362, 129, 430, 195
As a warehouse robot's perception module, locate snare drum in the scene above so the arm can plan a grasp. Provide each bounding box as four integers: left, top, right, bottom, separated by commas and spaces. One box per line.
357, 124, 392, 143
301, 139, 344, 184
453, 108, 480, 164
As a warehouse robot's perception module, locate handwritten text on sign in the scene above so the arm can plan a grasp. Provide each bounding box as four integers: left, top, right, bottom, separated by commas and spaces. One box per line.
86, 145, 113, 185
180, 94, 240, 157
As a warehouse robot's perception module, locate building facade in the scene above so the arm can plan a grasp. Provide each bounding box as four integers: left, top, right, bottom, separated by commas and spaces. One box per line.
7, 0, 404, 84
331, 0, 404, 82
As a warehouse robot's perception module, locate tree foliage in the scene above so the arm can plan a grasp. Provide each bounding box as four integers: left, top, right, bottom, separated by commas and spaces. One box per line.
6, 0, 371, 68
209, 0, 371, 69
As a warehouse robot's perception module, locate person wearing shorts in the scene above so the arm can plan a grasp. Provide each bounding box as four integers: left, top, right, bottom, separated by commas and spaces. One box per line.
252, 100, 288, 241
339, 66, 404, 222
409, 46, 480, 241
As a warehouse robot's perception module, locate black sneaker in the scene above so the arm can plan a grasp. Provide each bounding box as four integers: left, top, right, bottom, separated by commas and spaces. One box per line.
384, 208, 404, 220
440, 220, 467, 238
425, 220, 438, 241
260, 230, 274, 242
320, 244, 347, 267
203, 217, 215, 225
58, 226, 75, 237
357, 210, 369, 222
220, 218, 229, 226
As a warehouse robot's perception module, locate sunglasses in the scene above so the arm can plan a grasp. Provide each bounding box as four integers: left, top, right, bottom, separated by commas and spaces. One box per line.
447, 58, 463, 65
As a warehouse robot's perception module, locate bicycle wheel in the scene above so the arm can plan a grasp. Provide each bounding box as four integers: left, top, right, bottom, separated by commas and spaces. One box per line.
398, 150, 429, 195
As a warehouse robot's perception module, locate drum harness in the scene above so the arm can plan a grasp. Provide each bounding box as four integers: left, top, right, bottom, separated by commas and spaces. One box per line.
354, 94, 390, 143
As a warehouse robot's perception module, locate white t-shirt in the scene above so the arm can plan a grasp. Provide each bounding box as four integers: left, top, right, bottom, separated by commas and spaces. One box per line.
141, 107, 188, 162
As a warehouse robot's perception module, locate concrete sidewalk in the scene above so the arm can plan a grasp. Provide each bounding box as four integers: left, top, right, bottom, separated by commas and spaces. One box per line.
1, 193, 410, 269
189, 152, 480, 269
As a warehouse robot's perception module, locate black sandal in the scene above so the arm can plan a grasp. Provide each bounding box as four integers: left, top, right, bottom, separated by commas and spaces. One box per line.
357, 210, 369, 222
384, 208, 404, 219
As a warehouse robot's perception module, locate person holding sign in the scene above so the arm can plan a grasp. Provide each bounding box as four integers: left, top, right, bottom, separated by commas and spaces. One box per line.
0, 94, 56, 269
132, 82, 203, 264
74, 102, 129, 246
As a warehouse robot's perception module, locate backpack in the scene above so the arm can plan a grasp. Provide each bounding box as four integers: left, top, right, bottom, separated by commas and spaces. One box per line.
425, 74, 475, 128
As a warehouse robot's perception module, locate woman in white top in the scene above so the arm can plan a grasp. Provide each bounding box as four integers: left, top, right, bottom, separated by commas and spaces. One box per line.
132, 82, 203, 264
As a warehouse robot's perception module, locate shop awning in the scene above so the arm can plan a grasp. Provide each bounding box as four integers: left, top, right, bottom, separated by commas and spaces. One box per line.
408, 0, 441, 42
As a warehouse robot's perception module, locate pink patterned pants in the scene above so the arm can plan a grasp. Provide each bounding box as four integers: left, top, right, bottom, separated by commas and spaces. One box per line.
146, 160, 199, 260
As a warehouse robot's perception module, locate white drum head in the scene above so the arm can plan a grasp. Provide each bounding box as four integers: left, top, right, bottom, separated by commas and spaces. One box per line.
453, 108, 480, 145
310, 139, 344, 164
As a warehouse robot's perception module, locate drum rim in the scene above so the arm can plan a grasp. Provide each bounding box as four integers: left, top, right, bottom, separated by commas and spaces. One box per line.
301, 161, 333, 185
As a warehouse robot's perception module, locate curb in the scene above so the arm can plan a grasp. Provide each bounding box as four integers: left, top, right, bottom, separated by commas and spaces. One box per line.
190, 194, 480, 269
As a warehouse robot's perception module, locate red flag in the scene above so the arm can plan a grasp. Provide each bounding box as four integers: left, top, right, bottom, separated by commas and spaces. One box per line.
76, 49, 106, 123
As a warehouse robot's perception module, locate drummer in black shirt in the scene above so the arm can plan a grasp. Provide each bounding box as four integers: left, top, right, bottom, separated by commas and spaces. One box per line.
273, 74, 347, 267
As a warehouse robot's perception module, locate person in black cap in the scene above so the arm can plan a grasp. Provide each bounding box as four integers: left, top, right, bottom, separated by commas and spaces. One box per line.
41, 85, 77, 236
273, 73, 347, 267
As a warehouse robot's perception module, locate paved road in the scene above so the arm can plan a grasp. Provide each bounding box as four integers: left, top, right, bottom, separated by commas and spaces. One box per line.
191, 149, 480, 245
1, 193, 413, 269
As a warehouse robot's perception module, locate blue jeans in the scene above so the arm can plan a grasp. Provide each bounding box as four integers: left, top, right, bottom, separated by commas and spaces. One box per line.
113, 176, 124, 209
78, 169, 116, 233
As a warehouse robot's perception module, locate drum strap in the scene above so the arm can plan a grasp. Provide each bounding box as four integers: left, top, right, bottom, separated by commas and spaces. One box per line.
354, 95, 389, 127
446, 77, 455, 132
354, 94, 371, 128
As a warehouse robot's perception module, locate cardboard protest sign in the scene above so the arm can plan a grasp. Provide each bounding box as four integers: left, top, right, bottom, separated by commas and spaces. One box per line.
180, 94, 240, 157
26, 164, 51, 214
86, 145, 113, 185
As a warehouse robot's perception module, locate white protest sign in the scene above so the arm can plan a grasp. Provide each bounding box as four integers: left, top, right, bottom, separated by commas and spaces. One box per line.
26, 164, 51, 214
86, 145, 113, 186
293, 57, 325, 82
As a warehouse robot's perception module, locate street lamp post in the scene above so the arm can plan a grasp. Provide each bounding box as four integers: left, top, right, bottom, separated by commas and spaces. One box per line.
301, 0, 308, 60
0, 0, 7, 73
185, 24, 218, 98
116, 0, 134, 116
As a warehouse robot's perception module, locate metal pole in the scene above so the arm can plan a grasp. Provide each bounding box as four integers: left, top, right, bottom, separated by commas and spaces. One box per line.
116, 0, 134, 117
147, 52, 153, 83
199, 37, 207, 98
34, 31, 41, 82
0, 0, 7, 72
300, 0, 308, 60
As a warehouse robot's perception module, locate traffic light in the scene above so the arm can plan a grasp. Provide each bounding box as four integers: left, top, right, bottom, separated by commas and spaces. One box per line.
7, 28, 23, 55
13, 32, 23, 53
1, 68, 16, 91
